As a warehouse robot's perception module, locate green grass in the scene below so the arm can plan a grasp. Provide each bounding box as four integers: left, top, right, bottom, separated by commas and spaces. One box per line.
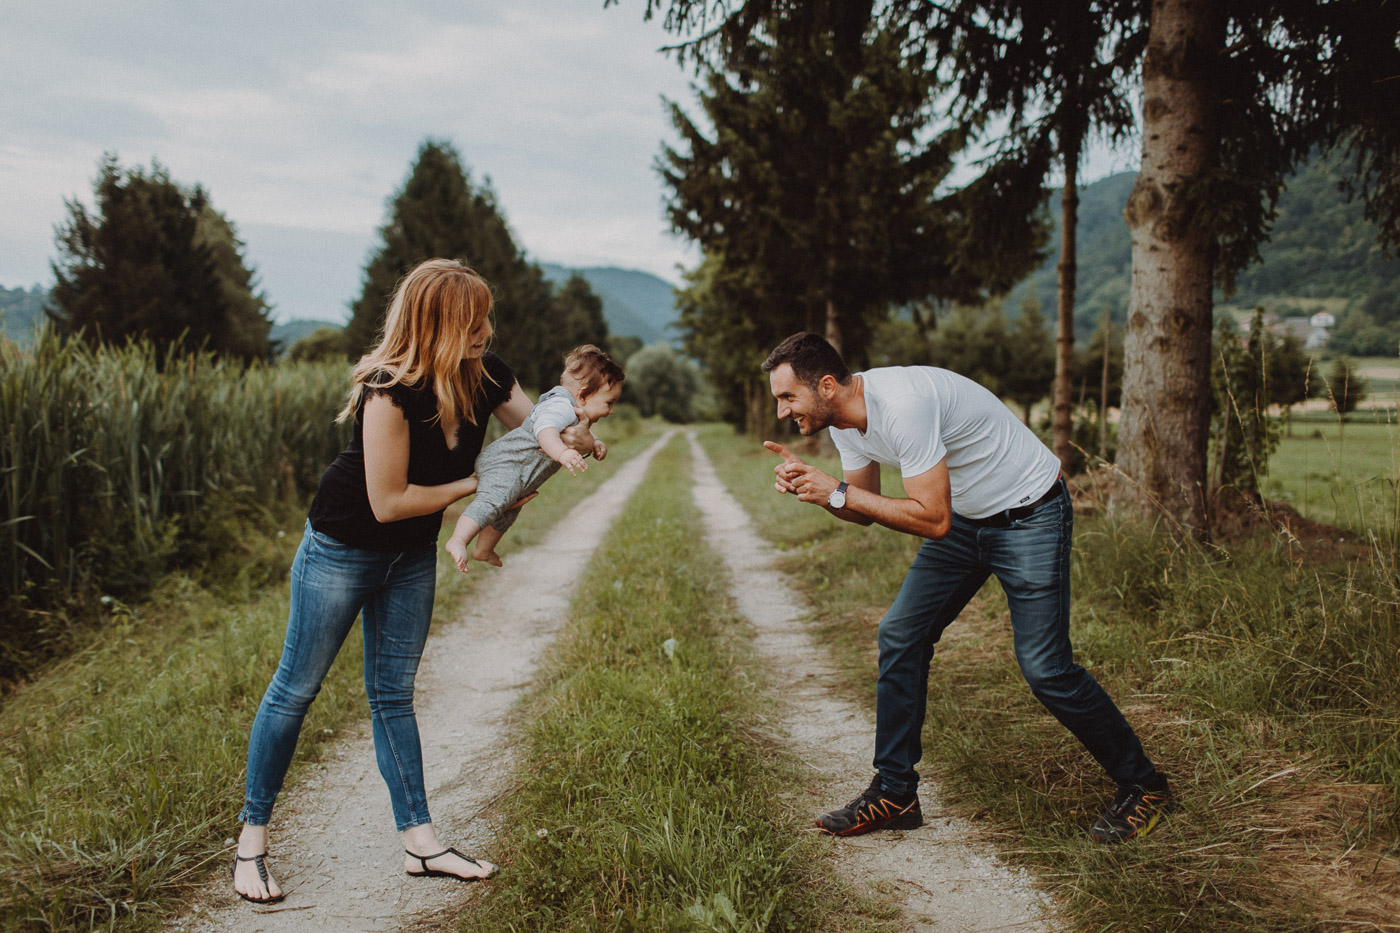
696, 424, 1400, 933
458, 432, 883, 933
0, 420, 663, 933
1265, 415, 1399, 536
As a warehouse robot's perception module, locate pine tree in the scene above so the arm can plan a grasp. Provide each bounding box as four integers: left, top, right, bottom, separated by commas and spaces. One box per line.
1003, 288, 1056, 425
660, 7, 1036, 430
50, 155, 270, 361
346, 140, 605, 391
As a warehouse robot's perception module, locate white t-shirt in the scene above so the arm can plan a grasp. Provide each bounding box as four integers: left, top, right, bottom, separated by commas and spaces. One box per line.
828, 367, 1060, 520
530, 385, 580, 438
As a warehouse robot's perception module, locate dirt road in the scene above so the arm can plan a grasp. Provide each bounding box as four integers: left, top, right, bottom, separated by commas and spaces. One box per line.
176, 428, 1051, 932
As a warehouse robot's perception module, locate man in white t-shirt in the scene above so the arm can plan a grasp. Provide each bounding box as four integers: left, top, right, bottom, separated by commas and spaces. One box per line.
761, 332, 1172, 843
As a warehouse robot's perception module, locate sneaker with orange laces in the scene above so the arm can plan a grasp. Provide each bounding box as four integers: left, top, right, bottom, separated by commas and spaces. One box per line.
1090, 780, 1175, 843
815, 775, 923, 836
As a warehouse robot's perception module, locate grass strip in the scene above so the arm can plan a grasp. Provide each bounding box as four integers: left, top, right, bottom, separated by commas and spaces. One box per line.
0, 422, 661, 933
696, 424, 1400, 933
459, 432, 882, 933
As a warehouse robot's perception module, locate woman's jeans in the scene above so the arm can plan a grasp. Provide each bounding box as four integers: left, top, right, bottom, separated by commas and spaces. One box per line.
873, 484, 1157, 798
241, 522, 438, 831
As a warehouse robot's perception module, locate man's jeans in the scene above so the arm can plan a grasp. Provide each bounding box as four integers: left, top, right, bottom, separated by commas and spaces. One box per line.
241, 522, 438, 831
873, 483, 1157, 797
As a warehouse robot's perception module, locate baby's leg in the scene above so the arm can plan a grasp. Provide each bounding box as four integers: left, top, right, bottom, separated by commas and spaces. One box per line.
445, 513, 481, 574
472, 523, 506, 567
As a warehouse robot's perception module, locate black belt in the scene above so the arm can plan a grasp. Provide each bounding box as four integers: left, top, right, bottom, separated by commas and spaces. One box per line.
961, 477, 1065, 528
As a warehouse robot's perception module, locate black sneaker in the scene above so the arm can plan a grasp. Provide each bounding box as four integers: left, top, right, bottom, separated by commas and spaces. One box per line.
1090, 780, 1175, 843
815, 775, 923, 836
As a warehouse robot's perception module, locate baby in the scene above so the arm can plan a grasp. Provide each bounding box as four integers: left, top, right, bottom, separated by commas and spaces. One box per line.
445, 344, 624, 572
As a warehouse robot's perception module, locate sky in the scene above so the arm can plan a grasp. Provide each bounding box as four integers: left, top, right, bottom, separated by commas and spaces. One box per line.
2, 1, 1139, 324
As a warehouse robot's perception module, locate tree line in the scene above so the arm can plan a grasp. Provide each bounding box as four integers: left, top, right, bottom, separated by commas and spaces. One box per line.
626, 0, 1399, 536
35, 142, 617, 393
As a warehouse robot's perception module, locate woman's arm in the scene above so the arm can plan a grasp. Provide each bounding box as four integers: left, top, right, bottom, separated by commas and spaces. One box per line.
363, 394, 479, 523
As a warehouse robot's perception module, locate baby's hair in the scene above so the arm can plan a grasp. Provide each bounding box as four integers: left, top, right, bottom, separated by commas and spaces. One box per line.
563, 344, 625, 397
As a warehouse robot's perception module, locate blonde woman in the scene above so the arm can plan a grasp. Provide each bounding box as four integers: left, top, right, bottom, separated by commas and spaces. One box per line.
232, 259, 584, 903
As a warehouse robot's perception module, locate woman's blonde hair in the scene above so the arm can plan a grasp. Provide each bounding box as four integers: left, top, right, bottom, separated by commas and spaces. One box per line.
337, 259, 496, 426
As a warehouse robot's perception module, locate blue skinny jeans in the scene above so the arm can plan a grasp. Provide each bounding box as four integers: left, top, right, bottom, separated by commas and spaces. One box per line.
241, 522, 438, 831
874, 483, 1158, 797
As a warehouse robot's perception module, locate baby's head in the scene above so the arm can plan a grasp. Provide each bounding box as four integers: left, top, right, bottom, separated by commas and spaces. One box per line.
561, 345, 625, 422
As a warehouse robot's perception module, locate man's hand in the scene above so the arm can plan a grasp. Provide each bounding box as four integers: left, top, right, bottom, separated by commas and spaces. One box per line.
763, 441, 839, 504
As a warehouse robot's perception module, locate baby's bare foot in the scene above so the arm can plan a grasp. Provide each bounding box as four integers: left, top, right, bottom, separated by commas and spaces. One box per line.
473, 548, 503, 567
445, 542, 470, 573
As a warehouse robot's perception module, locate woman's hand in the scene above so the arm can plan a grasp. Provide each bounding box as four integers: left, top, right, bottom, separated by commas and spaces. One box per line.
559, 411, 595, 455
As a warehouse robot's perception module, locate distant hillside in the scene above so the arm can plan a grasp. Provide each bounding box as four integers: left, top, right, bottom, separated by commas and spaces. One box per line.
539, 264, 680, 347
1, 284, 48, 346
270, 318, 336, 355
1005, 158, 1400, 338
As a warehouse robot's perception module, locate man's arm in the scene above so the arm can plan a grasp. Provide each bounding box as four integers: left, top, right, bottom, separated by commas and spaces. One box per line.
765, 441, 952, 539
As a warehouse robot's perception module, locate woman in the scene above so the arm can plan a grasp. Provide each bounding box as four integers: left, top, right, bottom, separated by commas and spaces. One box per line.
232, 259, 578, 903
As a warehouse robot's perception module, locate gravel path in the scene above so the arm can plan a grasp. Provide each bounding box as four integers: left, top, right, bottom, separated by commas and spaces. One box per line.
685, 432, 1052, 933
179, 430, 676, 933
176, 427, 1051, 932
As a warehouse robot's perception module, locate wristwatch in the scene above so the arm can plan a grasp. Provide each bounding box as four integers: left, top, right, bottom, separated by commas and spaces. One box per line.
827, 481, 849, 509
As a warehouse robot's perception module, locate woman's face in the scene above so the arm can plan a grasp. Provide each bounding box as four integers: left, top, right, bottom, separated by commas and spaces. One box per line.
463, 313, 493, 359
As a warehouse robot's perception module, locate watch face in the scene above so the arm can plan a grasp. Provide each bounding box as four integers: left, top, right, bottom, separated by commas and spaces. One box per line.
829, 489, 845, 508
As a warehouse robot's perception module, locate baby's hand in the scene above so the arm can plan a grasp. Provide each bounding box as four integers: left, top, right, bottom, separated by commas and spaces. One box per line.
561, 448, 588, 475
592, 438, 608, 462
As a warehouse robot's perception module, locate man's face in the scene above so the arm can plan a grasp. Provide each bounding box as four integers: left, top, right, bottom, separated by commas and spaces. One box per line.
769, 363, 833, 436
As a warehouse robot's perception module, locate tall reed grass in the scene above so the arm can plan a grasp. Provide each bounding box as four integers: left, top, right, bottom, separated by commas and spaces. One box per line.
0, 331, 349, 678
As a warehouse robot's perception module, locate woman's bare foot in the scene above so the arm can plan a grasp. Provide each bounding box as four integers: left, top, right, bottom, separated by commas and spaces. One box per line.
401, 823, 497, 880
232, 824, 284, 902
403, 847, 497, 880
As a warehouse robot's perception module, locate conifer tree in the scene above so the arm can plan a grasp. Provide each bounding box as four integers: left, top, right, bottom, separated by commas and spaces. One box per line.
660, 7, 1037, 430
347, 140, 604, 391
50, 155, 271, 361
1003, 288, 1056, 425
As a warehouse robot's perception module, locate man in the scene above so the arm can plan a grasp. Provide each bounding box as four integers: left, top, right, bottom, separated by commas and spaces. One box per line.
761, 332, 1171, 843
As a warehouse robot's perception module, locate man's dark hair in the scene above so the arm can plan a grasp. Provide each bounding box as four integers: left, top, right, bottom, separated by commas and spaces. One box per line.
761, 332, 852, 389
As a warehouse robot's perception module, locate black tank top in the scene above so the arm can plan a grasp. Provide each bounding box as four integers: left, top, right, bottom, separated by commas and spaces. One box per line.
307, 353, 516, 551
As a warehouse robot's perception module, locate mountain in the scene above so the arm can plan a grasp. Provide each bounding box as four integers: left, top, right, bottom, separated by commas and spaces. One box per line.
270, 318, 336, 355
0, 284, 48, 346
539, 263, 680, 347
1004, 158, 1400, 338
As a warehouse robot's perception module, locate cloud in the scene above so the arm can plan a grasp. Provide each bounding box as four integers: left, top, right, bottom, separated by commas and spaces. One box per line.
0, 0, 696, 306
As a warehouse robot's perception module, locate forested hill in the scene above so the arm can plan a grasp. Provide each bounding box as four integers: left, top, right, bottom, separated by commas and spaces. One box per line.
539, 263, 680, 347
0, 285, 47, 344
1005, 157, 1400, 337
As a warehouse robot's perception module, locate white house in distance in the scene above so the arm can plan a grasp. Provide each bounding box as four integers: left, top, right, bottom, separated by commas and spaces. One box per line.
1265, 309, 1334, 349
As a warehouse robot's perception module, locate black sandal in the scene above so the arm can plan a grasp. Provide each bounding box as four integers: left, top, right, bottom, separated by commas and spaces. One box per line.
404, 846, 497, 882
231, 851, 285, 904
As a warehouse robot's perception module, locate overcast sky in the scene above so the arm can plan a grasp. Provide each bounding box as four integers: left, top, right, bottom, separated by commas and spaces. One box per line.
2, 1, 1137, 324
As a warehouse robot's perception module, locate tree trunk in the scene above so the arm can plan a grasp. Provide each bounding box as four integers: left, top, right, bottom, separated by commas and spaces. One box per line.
824, 253, 842, 356
1111, 0, 1222, 535
1052, 132, 1082, 474
1099, 313, 1111, 462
